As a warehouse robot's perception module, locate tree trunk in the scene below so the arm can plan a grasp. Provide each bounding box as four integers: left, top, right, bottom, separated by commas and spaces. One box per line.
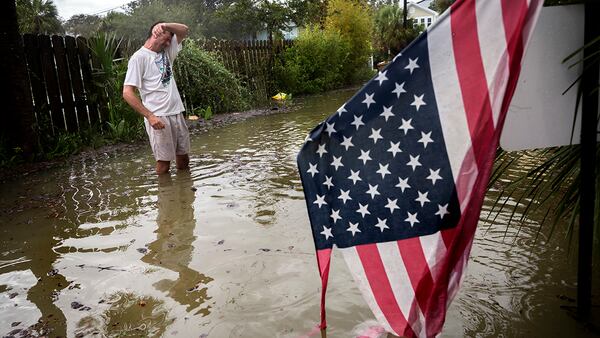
0, 0, 36, 157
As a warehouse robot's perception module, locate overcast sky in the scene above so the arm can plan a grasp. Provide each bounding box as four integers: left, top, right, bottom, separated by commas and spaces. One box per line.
53, 0, 131, 20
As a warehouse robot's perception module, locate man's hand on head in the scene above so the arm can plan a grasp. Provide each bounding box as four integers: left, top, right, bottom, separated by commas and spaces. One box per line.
152, 23, 167, 39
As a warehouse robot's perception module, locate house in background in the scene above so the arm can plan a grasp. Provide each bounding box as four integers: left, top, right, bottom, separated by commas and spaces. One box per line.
401, 0, 440, 28
255, 23, 300, 40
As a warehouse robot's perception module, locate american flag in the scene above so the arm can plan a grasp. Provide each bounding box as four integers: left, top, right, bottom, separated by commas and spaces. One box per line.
297, 0, 543, 336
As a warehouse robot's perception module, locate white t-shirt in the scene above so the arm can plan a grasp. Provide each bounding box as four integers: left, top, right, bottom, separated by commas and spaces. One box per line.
124, 34, 185, 116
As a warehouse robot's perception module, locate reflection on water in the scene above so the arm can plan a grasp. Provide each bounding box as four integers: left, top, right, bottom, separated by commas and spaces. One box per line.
142, 173, 212, 315
0, 88, 597, 337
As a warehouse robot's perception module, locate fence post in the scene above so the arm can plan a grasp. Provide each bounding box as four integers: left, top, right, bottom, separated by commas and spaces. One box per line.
1, 3, 36, 157
52, 35, 78, 132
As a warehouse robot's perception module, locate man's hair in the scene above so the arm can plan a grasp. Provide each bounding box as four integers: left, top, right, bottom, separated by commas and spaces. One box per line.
147, 21, 172, 39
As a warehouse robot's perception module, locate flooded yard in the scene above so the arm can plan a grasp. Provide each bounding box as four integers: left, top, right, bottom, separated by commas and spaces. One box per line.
0, 89, 597, 337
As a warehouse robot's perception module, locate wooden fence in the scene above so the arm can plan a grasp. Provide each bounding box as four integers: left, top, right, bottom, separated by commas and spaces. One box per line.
199, 39, 294, 102
20, 34, 293, 134
23, 34, 102, 134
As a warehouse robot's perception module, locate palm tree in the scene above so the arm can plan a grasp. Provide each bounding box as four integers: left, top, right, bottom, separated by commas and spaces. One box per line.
16, 0, 63, 35
373, 5, 420, 60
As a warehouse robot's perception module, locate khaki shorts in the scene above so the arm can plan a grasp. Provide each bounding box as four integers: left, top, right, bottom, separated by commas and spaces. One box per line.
144, 113, 190, 161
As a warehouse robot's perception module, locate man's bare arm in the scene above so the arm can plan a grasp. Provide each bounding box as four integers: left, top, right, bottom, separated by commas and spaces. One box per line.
153, 22, 189, 44
122, 85, 165, 129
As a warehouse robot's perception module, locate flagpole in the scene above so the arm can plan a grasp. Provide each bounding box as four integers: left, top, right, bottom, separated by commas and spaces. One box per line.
577, 1, 599, 319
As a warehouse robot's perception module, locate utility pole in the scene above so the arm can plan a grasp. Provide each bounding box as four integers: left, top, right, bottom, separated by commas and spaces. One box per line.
577, 1, 599, 319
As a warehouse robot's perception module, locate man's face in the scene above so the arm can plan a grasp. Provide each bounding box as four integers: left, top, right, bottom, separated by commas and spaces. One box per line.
156, 31, 172, 50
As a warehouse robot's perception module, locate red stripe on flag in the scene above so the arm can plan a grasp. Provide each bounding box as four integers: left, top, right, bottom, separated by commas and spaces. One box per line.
434, 0, 536, 328
397, 238, 434, 335
356, 244, 416, 337
425, 1, 524, 333
496, 0, 531, 136
450, 0, 496, 168
316, 248, 332, 329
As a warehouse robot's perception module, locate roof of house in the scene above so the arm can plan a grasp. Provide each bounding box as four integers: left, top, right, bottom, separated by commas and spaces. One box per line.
406, 1, 439, 16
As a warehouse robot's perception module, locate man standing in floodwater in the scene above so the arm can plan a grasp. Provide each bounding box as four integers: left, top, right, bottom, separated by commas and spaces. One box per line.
123, 21, 190, 175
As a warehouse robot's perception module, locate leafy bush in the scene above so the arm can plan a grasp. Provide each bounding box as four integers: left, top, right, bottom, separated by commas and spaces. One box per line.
174, 40, 251, 114
324, 0, 374, 84
274, 26, 350, 95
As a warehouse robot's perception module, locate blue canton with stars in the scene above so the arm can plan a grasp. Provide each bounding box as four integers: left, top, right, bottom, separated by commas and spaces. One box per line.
298, 32, 461, 251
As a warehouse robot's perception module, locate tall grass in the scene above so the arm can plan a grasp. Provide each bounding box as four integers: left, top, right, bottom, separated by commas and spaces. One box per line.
88, 32, 144, 142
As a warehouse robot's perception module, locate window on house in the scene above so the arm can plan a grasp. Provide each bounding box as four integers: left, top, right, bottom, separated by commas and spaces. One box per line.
427, 17, 432, 26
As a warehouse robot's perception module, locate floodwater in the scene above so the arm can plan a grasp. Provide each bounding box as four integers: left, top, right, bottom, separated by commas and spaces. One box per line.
0, 88, 597, 337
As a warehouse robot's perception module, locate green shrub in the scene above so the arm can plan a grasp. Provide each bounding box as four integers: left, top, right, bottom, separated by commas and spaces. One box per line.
325, 0, 374, 84
88, 33, 144, 142
174, 40, 250, 114
274, 26, 350, 95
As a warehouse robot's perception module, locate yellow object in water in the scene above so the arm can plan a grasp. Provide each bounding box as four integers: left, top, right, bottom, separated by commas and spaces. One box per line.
272, 92, 288, 101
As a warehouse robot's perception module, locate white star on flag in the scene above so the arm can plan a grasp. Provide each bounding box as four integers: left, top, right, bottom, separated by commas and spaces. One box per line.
337, 104, 347, 116
399, 118, 414, 135
320, 226, 333, 240
325, 122, 336, 136
351, 115, 365, 130
387, 141, 402, 157
358, 150, 372, 164
362, 93, 376, 108
418, 131, 434, 148
340, 136, 354, 150
427, 169, 443, 185
316, 144, 327, 157
307, 163, 318, 177
338, 189, 352, 204
415, 191, 431, 207
376, 163, 391, 179
330, 209, 342, 223
331, 156, 344, 171
347, 222, 361, 236
392, 81, 406, 98
411, 94, 427, 111
314, 194, 327, 208
380, 106, 395, 121
374, 218, 389, 232
348, 170, 362, 184
405, 57, 420, 74
406, 155, 422, 171
385, 198, 399, 214
357, 203, 370, 218
435, 204, 450, 219
368, 128, 383, 144
375, 70, 388, 85
405, 212, 419, 227
366, 184, 380, 199
395, 177, 411, 192
323, 176, 334, 189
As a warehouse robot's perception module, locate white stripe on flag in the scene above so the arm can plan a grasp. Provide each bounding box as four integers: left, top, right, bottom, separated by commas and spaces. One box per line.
340, 247, 395, 334
427, 13, 477, 212
376, 241, 427, 338
475, 0, 509, 127
418, 232, 447, 282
